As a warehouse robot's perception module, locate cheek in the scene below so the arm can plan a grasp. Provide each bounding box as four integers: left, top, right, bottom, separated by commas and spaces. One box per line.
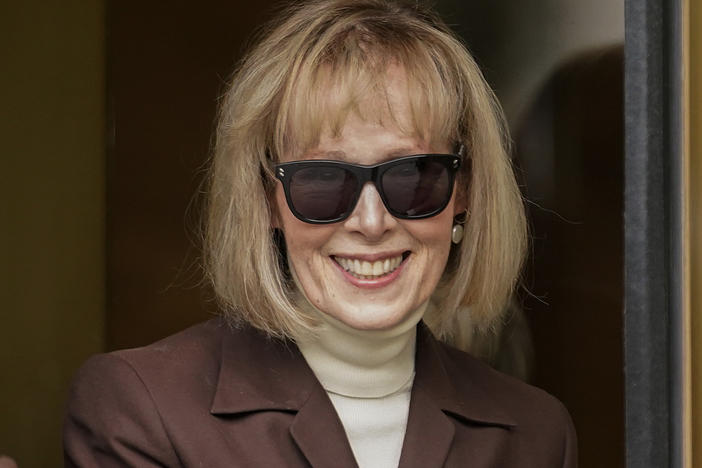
414, 210, 454, 245
276, 194, 335, 274
405, 212, 454, 266
283, 228, 337, 307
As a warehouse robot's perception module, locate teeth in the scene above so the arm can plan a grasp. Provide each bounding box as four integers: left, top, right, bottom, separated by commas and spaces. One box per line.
333, 254, 405, 280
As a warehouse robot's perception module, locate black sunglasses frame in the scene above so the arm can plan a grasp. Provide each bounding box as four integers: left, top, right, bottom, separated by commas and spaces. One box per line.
274, 154, 463, 224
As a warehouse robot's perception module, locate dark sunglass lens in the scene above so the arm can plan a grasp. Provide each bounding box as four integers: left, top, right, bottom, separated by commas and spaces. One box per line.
289, 166, 357, 221
381, 159, 450, 217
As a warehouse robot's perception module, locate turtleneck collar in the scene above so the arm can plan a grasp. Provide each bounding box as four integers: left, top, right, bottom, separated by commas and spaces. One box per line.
293, 288, 426, 398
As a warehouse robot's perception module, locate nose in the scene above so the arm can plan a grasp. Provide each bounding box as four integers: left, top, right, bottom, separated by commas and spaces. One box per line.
344, 182, 396, 240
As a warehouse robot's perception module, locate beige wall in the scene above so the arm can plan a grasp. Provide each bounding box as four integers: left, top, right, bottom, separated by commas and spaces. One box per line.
0, 2, 105, 467
690, 0, 702, 463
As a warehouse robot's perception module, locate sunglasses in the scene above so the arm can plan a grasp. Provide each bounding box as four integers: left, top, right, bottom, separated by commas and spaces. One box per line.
274, 154, 463, 224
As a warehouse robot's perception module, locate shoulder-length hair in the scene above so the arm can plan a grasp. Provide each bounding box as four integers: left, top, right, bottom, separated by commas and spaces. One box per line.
205, 0, 527, 344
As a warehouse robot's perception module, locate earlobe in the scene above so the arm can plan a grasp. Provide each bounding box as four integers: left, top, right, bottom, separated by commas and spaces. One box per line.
453, 202, 466, 217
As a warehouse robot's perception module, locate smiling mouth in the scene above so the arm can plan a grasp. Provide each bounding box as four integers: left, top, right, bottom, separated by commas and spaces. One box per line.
332, 252, 410, 280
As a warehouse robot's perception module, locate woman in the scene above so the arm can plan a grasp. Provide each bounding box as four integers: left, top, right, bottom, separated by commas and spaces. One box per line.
64, 1, 577, 466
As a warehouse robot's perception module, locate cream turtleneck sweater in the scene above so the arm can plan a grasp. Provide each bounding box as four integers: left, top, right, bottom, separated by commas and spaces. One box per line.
294, 292, 426, 468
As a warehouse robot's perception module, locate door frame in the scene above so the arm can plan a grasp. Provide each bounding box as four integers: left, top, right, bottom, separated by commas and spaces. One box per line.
624, 0, 690, 466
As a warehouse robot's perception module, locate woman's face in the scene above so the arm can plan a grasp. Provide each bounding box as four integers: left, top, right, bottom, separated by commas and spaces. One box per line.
273, 73, 463, 330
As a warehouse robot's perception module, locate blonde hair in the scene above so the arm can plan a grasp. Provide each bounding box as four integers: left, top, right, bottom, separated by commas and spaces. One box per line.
205, 0, 527, 343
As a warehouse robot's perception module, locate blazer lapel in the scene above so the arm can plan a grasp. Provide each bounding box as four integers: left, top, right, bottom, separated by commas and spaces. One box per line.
398, 324, 517, 468
210, 325, 358, 468
398, 385, 455, 468
290, 383, 359, 468
398, 324, 456, 468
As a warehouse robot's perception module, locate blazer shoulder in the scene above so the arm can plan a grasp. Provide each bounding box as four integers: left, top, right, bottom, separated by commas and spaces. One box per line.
113, 317, 228, 370
439, 340, 568, 417
437, 339, 577, 464
63, 318, 236, 467
64, 352, 182, 467
427, 339, 577, 467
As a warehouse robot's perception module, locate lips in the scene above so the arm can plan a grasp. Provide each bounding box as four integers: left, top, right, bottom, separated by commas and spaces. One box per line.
332, 252, 409, 280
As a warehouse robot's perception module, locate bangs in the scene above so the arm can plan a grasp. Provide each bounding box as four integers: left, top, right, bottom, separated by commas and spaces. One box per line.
273, 30, 465, 159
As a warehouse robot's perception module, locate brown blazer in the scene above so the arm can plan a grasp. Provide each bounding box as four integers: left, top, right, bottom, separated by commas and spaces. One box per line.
64, 319, 577, 467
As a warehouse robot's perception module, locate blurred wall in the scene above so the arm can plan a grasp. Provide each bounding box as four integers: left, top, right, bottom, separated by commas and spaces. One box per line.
438, 0, 623, 125
0, 1, 106, 467
435, 1, 625, 467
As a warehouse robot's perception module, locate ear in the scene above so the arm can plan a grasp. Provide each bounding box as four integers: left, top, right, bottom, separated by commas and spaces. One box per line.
266, 179, 283, 229
269, 193, 282, 229
271, 210, 281, 229
453, 183, 468, 216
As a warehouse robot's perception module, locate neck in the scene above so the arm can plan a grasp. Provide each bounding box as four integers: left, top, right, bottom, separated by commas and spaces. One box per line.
294, 292, 426, 398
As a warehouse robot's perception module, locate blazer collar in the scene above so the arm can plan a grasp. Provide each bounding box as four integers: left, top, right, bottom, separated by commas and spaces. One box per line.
412, 322, 517, 428
210, 322, 516, 467
210, 322, 519, 425
210, 325, 316, 414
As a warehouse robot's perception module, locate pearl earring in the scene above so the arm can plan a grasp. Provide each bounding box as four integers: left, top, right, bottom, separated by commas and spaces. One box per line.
451, 224, 464, 244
